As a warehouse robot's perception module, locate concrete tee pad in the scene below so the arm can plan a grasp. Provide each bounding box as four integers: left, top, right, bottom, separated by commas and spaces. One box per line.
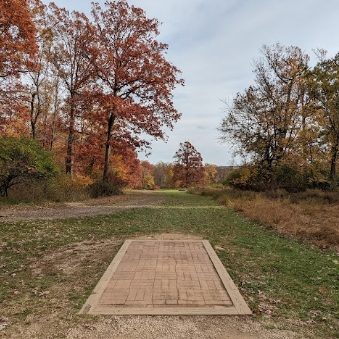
79, 240, 252, 315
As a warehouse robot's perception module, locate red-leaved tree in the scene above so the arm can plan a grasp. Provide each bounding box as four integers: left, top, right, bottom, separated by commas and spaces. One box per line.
88, 0, 184, 181
173, 141, 204, 187
0, 0, 37, 132
49, 4, 94, 175
0, 0, 37, 78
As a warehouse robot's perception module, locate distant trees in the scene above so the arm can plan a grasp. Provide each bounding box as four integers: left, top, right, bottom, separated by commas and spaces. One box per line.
139, 161, 155, 189
173, 141, 204, 187
203, 164, 218, 185
220, 44, 339, 190
153, 162, 174, 188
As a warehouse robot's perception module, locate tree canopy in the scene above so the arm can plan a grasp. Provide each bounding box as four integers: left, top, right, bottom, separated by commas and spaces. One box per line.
0, 0, 183, 190
220, 44, 339, 190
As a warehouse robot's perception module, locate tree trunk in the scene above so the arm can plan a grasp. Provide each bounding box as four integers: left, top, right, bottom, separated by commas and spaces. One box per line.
1, 178, 11, 198
65, 105, 75, 176
103, 112, 116, 182
329, 136, 338, 182
30, 92, 37, 139
50, 81, 60, 151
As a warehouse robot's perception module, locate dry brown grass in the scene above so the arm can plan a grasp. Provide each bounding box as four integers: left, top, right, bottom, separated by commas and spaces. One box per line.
194, 188, 339, 251
0, 176, 91, 204
233, 196, 338, 250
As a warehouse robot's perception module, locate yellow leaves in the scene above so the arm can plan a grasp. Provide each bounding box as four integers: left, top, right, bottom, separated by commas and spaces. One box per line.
71, 174, 93, 186
111, 154, 129, 182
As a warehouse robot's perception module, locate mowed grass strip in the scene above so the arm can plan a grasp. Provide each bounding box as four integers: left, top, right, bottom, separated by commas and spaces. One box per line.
0, 191, 338, 338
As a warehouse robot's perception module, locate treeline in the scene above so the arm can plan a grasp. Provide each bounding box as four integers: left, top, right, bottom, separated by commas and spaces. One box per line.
0, 0, 183, 197
139, 161, 232, 190
125, 142, 234, 190
220, 44, 339, 191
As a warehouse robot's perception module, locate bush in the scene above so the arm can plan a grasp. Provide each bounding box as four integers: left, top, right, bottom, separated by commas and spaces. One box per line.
44, 175, 90, 202
225, 163, 320, 192
88, 172, 126, 198
0, 137, 57, 197
222, 169, 242, 186
224, 166, 271, 191
273, 164, 309, 192
311, 179, 335, 191
2, 175, 90, 203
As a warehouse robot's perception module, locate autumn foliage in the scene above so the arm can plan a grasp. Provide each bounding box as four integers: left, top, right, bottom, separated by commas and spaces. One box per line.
221, 44, 339, 191
0, 0, 184, 196
89, 1, 183, 181
173, 141, 204, 187
0, 0, 37, 77
0, 0, 37, 133
1, 2, 338, 199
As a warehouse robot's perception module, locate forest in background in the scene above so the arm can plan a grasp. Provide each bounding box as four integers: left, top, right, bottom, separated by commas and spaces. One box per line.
1, 1, 338, 203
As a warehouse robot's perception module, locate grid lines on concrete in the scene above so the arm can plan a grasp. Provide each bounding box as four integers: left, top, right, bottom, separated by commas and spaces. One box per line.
80, 240, 252, 315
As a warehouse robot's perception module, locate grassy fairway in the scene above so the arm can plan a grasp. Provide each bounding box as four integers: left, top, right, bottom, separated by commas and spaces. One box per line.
1, 191, 338, 338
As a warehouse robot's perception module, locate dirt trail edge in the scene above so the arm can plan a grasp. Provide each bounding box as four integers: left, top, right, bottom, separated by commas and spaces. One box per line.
0, 192, 164, 222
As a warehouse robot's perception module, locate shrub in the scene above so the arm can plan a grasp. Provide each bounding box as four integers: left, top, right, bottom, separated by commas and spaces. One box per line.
88, 172, 126, 198
3, 175, 90, 203
225, 166, 273, 191
224, 167, 254, 189
88, 180, 122, 198
44, 175, 90, 202
311, 179, 335, 191
225, 163, 320, 192
273, 164, 309, 192
0, 137, 57, 197
223, 169, 242, 186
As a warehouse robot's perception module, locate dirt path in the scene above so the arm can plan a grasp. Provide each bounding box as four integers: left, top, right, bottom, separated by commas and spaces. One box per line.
0, 192, 164, 222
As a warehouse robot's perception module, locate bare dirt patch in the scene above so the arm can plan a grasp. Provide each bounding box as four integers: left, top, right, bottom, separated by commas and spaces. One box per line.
1, 238, 122, 338
0, 191, 164, 222
65, 316, 299, 339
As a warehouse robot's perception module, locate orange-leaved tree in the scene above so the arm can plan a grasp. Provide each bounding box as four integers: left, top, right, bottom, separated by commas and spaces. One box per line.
0, 0, 37, 132
139, 161, 155, 189
88, 0, 183, 181
49, 4, 94, 175
173, 141, 204, 187
203, 163, 218, 185
0, 0, 37, 78
153, 162, 174, 188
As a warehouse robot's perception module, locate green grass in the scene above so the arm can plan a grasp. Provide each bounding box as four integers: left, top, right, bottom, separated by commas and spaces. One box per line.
1, 191, 338, 338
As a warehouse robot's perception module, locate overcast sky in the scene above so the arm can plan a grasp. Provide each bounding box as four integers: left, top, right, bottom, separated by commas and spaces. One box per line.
46, 0, 339, 165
